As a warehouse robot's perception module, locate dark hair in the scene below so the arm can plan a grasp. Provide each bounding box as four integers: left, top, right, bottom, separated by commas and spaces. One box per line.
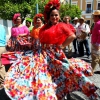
35, 17, 45, 24
48, 7, 59, 20
26, 20, 31, 24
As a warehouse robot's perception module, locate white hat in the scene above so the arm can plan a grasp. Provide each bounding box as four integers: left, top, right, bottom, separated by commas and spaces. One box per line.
73, 17, 78, 20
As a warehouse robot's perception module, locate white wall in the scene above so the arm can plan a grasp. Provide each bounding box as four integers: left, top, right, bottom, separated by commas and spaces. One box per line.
0, 19, 26, 42
0, 19, 13, 41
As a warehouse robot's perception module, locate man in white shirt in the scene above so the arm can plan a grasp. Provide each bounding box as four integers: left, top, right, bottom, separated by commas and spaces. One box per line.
76, 17, 90, 58
73, 17, 80, 54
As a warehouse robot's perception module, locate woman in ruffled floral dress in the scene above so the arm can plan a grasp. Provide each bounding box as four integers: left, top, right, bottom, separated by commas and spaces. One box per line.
4, 0, 98, 100
7, 13, 30, 51
30, 13, 44, 39
30, 13, 44, 49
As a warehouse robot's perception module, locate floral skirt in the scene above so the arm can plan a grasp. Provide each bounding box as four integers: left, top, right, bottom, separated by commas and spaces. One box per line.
4, 44, 98, 100
6, 36, 35, 51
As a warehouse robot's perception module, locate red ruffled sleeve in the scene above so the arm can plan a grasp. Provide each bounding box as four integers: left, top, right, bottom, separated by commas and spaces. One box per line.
39, 22, 74, 45
60, 23, 74, 36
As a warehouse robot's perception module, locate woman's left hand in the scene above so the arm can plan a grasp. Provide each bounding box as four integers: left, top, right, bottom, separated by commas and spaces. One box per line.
62, 34, 76, 47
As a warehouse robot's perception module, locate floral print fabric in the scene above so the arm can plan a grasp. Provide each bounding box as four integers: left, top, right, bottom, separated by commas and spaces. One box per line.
4, 44, 97, 100
6, 36, 34, 51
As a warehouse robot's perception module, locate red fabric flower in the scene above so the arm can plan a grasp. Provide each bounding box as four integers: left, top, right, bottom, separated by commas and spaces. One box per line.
13, 13, 21, 24
34, 13, 44, 24
44, 0, 60, 22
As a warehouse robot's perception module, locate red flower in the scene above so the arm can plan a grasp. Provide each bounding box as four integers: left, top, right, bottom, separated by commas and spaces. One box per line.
13, 13, 21, 24
44, 0, 60, 22
34, 13, 44, 24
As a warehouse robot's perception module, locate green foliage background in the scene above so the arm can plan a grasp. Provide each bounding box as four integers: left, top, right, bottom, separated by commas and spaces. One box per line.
0, 0, 81, 20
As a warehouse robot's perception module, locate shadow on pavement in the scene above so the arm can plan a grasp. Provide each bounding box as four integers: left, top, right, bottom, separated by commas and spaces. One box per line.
65, 52, 91, 63
94, 71, 100, 74
80, 58, 91, 63
69, 93, 85, 100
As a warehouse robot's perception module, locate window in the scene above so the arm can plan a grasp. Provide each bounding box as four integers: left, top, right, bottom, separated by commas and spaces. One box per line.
66, 0, 68, 3
72, 1, 77, 6
86, 4, 92, 13
72, 3, 77, 6
98, 2, 100, 10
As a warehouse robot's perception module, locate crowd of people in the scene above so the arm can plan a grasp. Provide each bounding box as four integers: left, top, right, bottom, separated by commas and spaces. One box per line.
0, 0, 100, 100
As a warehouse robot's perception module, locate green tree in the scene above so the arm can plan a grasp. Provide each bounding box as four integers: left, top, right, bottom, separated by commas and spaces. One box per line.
0, 0, 36, 20
60, 4, 82, 20
35, 0, 81, 19
0, 0, 81, 20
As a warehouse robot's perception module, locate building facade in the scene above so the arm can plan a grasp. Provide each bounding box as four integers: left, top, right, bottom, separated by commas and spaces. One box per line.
61, 0, 100, 25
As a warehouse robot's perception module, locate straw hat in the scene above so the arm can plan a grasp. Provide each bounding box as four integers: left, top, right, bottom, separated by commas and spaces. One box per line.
92, 10, 100, 15
79, 17, 85, 21
73, 17, 78, 20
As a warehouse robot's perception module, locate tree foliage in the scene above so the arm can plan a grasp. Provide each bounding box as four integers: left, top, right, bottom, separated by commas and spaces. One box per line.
0, 0, 36, 20
0, 0, 81, 20
60, 4, 82, 20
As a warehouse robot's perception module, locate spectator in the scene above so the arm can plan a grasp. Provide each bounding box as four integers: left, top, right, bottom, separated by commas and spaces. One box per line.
73, 17, 80, 54
0, 25, 6, 90
91, 10, 100, 71
76, 17, 90, 58
63, 15, 76, 57
26, 18, 33, 33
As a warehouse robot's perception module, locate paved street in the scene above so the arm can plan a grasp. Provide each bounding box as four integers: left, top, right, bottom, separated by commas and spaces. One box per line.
0, 37, 100, 100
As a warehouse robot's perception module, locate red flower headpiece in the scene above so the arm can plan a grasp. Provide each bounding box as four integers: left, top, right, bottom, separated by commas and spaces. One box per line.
34, 13, 44, 24
13, 13, 21, 24
44, 0, 60, 23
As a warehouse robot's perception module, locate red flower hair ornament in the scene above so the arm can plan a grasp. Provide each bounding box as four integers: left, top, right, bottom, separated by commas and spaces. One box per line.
13, 13, 21, 24
44, 0, 60, 23
33, 13, 44, 24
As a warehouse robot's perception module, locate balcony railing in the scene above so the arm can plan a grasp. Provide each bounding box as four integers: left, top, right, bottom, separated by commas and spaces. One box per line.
86, 10, 92, 13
